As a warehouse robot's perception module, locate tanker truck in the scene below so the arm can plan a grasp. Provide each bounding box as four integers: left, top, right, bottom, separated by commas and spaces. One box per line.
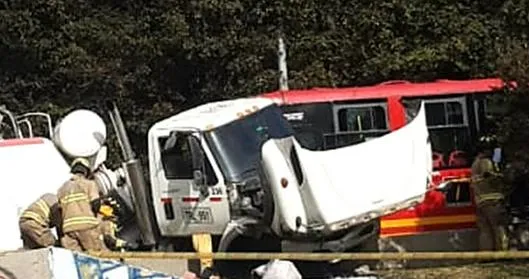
0, 97, 432, 260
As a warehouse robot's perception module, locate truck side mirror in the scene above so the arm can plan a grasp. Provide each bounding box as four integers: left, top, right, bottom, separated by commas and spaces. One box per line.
187, 135, 206, 187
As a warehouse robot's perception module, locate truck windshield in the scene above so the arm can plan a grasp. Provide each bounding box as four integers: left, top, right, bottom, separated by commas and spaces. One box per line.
204, 104, 294, 182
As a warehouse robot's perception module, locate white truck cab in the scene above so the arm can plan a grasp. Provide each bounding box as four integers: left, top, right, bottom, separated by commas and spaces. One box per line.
148, 98, 283, 238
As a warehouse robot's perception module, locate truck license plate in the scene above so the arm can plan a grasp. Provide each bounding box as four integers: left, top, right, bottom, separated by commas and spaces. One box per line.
181, 207, 213, 224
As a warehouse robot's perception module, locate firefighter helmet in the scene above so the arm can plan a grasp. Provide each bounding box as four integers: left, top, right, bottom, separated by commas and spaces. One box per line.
99, 204, 114, 217
70, 157, 91, 175
477, 135, 497, 152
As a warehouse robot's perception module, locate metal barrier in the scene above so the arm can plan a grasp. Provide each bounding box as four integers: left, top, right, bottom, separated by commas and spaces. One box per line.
89, 251, 529, 261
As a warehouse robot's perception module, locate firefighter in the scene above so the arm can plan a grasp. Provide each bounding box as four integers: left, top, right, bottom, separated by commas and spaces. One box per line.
471, 135, 509, 251
18, 193, 61, 249
96, 197, 135, 251
57, 157, 109, 252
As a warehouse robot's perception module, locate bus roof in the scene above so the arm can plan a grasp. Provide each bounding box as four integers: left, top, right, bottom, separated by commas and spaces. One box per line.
259, 78, 505, 105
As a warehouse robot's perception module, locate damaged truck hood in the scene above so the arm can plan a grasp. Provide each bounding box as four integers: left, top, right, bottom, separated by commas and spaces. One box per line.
261, 102, 432, 234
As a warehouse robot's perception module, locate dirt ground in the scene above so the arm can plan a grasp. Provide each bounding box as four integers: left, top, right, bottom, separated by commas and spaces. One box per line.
378, 261, 529, 279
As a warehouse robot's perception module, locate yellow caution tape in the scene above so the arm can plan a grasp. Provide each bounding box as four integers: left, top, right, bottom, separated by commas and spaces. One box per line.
88, 251, 529, 261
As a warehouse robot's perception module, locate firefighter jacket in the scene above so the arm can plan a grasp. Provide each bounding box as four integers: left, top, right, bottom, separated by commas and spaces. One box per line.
57, 174, 101, 233
471, 156, 507, 205
19, 193, 60, 228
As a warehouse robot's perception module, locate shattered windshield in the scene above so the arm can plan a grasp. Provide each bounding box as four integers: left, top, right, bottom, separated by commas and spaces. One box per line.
204, 104, 294, 182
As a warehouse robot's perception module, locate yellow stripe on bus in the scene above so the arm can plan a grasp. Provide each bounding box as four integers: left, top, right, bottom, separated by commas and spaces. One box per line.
381, 214, 476, 229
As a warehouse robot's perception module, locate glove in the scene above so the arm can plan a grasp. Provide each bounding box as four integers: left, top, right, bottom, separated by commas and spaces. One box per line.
199, 267, 214, 279
91, 198, 102, 214
103, 235, 117, 249
104, 196, 120, 208
199, 267, 220, 279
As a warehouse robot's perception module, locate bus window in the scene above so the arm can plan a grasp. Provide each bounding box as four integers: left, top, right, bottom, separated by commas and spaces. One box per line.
281, 103, 333, 151
444, 181, 472, 207
403, 97, 472, 170
328, 102, 390, 149
425, 100, 465, 128
474, 93, 503, 135
337, 106, 387, 131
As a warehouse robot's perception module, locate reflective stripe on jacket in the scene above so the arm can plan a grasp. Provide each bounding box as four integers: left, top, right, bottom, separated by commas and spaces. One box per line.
471, 156, 506, 205
57, 174, 101, 233
19, 193, 60, 228
475, 193, 504, 205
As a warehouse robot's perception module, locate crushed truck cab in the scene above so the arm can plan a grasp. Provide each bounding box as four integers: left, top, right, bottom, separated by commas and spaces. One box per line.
146, 97, 432, 252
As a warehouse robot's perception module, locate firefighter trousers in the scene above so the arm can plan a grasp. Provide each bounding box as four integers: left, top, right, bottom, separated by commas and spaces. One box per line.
476, 200, 509, 251
19, 219, 56, 249
61, 227, 110, 252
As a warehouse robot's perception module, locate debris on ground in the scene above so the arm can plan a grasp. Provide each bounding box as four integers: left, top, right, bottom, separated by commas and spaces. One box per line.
379, 261, 529, 279
251, 260, 303, 279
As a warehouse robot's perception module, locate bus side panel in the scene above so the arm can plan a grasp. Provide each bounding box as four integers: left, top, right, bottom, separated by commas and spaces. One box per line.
381, 97, 477, 246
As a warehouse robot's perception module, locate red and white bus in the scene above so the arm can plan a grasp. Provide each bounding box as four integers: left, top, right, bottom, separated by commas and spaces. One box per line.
259, 78, 505, 253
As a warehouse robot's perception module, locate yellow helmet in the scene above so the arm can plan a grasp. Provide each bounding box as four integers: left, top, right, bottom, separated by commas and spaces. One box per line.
99, 205, 114, 217
71, 157, 91, 169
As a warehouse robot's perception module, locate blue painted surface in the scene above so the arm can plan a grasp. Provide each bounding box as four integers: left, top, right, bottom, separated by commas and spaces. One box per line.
72, 252, 181, 279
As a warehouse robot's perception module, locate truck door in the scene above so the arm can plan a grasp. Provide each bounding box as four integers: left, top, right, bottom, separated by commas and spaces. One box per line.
154, 131, 230, 236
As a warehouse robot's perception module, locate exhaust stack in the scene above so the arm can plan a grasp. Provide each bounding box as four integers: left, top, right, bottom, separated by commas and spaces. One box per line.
106, 101, 157, 247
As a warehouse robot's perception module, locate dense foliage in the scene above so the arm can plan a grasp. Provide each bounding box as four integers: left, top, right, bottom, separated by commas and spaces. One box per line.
0, 0, 528, 167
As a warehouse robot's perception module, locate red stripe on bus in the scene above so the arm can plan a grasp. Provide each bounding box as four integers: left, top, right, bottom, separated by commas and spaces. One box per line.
210, 197, 222, 202
380, 222, 476, 237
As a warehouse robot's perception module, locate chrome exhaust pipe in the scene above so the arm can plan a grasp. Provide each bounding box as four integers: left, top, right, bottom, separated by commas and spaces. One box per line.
106, 101, 157, 247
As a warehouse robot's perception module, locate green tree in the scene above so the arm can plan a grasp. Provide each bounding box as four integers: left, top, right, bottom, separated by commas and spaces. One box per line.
0, 0, 527, 170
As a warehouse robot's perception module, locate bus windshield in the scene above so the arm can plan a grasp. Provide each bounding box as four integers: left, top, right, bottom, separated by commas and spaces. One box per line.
204, 104, 294, 182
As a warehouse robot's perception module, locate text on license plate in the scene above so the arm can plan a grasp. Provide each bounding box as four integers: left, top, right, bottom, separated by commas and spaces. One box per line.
181, 207, 213, 224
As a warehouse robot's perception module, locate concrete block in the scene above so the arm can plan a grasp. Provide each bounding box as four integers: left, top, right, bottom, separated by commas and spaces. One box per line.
0, 248, 185, 279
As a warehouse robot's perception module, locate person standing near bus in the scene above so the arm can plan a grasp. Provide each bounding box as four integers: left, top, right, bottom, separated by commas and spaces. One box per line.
471, 135, 509, 251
